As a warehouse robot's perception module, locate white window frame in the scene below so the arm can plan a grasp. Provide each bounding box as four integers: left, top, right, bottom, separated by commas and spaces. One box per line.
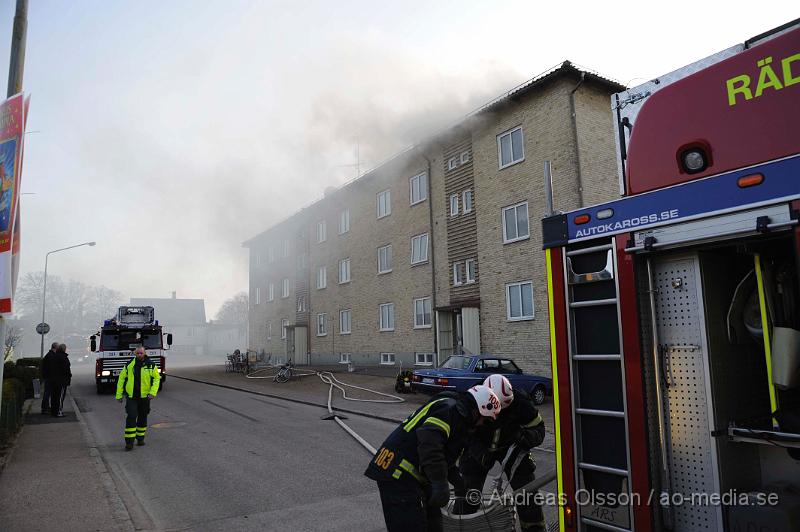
268, 283, 275, 301
316, 266, 327, 289
497, 126, 525, 169
255, 252, 262, 267
453, 262, 464, 286
460, 151, 469, 164
317, 313, 327, 336
255, 287, 261, 305
339, 309, 351, 335
282, 239, 290, 258
339, 353, 352, 364
338, 258, 351, 284
381, 352, 396, 365
297, 296, 306, 312
267, 322, 272, 340
377, 189, 391, 219
280, 278, 289, 298
450, 194, 459, 217
297, 254, 306, 270
413, 297, 432, 329
447, 157, 457, 170
463, 189, 473, 213
415, 352, 434, 366
378, 244, 393, 274
506, 281, 535, 321
281, 319, 289, 339
317, 220, 327, 243
409, 172, 427, 205
268, 247, 275, 263
502, 201, 530, 244
466, 259, 477, 284
339, 209, 350, 234
379, 303, 395, 332
410, 233, 429, 265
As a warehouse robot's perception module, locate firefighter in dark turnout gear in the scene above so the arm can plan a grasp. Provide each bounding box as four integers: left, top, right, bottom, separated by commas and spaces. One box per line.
365, 385, 502, 532
116, 347, 160, 450
457, 375, 546, 532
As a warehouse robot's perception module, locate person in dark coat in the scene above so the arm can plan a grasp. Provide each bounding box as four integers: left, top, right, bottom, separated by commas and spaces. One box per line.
40, 342, 59, 414
57, 344, 72, 415
41, 343, 71, 417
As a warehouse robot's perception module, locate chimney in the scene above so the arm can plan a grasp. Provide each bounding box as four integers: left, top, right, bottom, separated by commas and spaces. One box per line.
171, 291, 176, 299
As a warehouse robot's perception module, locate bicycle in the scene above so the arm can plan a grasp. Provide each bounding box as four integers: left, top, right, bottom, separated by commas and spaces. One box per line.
274, 360, 294, 383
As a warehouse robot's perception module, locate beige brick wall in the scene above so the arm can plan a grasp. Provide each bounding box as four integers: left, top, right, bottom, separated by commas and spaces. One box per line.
575, 82, 622, 206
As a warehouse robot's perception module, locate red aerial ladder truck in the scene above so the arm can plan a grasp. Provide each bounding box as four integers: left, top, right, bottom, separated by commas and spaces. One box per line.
542, 20, 800, 532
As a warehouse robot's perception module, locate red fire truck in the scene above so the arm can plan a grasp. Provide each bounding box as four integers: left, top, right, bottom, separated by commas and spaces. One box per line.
542, 21, 800, 532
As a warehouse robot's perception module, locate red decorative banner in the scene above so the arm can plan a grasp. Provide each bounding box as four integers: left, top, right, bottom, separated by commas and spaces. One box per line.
0, 93, 26, 314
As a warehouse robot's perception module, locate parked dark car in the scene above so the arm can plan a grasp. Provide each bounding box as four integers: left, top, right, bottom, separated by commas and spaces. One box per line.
410, 355, 552, 405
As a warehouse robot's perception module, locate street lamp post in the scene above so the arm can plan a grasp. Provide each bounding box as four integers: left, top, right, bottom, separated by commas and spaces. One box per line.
39, 241, 96, 357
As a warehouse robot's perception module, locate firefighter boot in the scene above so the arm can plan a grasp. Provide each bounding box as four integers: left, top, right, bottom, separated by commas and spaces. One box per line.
137, 437, 145, 446
125, 441, 134, 451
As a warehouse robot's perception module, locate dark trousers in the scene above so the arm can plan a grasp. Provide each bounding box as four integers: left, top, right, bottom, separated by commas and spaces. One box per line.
376, 480, 442, 532
124, 397, 151, 442
40, 380, 51, 412
48, 381, 63, 416
460, 447, 545, 530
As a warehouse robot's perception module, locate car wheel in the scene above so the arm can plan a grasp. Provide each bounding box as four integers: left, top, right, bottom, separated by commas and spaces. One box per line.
532, 385, 546, 405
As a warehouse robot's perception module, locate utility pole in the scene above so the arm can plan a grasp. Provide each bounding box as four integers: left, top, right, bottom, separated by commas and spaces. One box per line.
0, 0, 28, 418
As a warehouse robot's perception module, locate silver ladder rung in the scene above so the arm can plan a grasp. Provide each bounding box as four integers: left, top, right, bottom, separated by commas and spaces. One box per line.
578, 462, 628, 476
573, 354, 621, 361
569, 298, 617, 308
566, 243, 613, 257
576, 408, 625, 418
581, 517, 632, 532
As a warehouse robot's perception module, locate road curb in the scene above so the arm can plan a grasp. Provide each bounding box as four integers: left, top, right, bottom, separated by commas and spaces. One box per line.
167, 373, 406, 424
68, 392, 135, 532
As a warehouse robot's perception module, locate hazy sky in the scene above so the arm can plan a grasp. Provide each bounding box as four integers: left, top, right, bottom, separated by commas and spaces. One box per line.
0, 1, 793, 318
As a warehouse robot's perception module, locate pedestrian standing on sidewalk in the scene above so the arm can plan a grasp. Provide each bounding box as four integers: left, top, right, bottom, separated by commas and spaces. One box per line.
41, 342, 71, 417
116, 347, 160, 451
40, 342, 59, 414
57, 344, 72, 416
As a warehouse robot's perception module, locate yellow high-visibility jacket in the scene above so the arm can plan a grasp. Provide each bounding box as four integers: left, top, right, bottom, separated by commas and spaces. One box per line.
115, 356, 161, 399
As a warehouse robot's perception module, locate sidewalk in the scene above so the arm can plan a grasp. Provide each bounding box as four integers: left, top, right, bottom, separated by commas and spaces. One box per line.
0, 396, 133, 532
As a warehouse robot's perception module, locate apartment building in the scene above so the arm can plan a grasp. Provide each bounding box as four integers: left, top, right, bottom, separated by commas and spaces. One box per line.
244, 61, 624, 374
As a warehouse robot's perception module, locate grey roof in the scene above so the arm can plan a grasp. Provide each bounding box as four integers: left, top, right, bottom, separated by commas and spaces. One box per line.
129, 298, 207, 326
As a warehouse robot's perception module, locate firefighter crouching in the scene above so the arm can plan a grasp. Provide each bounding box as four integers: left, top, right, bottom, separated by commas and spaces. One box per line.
116, 347, 161, 451
365, 385, 502, 532
456, 374, 547, 532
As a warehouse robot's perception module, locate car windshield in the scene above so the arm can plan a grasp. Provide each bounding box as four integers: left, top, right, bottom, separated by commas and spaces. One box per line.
440, 356, 471, 370
101, 331, 162, 350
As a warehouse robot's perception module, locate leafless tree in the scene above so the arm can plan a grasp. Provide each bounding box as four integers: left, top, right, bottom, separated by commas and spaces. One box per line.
215, 292, 249, 328
4, 325, 23, 362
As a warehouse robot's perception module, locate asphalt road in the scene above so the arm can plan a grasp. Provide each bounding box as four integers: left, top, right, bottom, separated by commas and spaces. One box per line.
70, 366, 394, 531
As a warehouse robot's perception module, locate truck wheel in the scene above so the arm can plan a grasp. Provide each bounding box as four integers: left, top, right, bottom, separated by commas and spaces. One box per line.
532, 385, 546, 405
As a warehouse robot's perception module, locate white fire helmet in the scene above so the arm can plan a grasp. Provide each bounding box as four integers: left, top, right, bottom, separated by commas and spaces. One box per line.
483, 374, 514, 408
467, 385, 502, 420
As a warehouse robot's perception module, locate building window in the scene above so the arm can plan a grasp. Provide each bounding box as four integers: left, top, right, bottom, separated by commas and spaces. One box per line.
411, 233, 429, 265
463, 190, 473, 213
339, 258, 351, 284
506, 281, 534, 321
281, 319, 289, 339
317, 313, 327, 336
282, 278, 290, 298
282, 239, 290, 258
317, 266, 327, 289
409, 172, 427, 205
255, 252, 262, 267
255, 287, 261, 305
453, 262, 464, 286
339, 209, 350, 234
297, 254, 306, 270
378, 244, 393, 274
297, 296, 306, 312
268, 283, 275, 301
381, 352, 396, 365
447, 157, 457, 171
267, 322, 272, 340
317, 220, 327, 243
460, 151, 470, 164
413, 297, 432, 329
450, 194, 459, 217
340, 309, 351, 334
466, 259, 477, 283
339, 353, 351, 364
268, 246, 275, 263
379, 303, 395, 331
377, 190, 391, 219
502, 201, 530, 243
415, 352, 434, 366
497, 126, 524, 169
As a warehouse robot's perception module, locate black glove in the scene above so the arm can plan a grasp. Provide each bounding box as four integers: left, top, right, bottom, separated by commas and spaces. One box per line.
428, 481, 450, 508
448, 467, 466, 496
517, 424, 546, 450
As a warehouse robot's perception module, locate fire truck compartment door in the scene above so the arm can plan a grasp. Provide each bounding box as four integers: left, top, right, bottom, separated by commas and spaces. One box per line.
634, 204, 793, 251
651, 255, 723, 532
